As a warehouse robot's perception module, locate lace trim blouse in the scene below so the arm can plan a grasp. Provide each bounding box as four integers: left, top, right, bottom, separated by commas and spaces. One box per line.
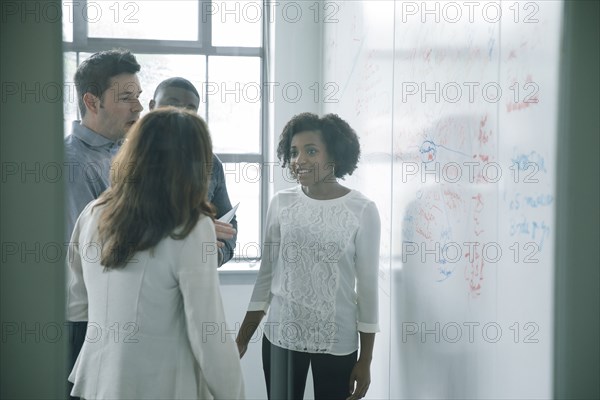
248, 186, 381, 355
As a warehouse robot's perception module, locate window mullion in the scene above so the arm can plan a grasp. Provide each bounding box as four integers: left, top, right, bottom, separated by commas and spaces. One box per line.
72, 0, 88, 48
202, 0, 211, 124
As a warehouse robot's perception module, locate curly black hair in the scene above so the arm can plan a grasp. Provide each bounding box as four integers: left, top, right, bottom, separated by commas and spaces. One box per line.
276, 113, 361, 179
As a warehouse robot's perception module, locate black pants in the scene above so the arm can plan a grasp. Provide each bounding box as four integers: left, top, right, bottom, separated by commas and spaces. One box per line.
67, 321, 87, 400
262, 335, 357, 400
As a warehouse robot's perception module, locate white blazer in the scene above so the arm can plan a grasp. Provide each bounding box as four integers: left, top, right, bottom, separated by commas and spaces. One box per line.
67, 201, 244, 400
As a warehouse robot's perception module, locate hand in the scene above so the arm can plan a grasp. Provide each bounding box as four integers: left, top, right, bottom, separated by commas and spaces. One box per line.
347, 359, 371, 400
236, 311, 265, 360
214, 220, 236, 248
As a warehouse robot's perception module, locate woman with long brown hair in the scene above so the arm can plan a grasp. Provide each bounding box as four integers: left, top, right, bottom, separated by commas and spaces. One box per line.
67, 107, 244, 399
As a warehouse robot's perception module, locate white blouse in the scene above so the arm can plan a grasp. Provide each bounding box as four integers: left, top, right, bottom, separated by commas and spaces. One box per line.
67, 201, 245, 400
248, 186, 381, 355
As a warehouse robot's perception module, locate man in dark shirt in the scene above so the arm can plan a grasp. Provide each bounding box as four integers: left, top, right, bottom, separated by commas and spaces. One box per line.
149, 77, 237, 265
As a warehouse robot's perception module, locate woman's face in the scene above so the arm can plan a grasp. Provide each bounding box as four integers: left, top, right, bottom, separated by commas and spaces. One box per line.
289, 130, 335, 188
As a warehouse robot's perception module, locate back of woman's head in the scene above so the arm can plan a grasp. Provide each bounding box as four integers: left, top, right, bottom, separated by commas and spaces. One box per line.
97, 107, 215, 269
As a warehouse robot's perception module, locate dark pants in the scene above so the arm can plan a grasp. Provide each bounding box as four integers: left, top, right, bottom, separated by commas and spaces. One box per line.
67, 321, 87, 400
262, 335, 357, 400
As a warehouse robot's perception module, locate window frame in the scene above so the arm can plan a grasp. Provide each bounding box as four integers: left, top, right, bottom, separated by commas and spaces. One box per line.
63, 0, 270, 267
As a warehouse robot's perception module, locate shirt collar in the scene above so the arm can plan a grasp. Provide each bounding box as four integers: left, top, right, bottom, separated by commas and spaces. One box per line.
71, 120, 118, 148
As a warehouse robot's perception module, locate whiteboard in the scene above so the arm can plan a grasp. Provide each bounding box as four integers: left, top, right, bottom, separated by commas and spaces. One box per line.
321, 1, 562, 398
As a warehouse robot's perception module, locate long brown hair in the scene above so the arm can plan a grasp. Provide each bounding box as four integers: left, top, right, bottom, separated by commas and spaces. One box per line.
95, 107, 215, 268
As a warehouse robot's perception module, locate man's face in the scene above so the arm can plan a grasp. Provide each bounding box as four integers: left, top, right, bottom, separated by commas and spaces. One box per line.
152, 86, 200, 112
96, 73, 143, 140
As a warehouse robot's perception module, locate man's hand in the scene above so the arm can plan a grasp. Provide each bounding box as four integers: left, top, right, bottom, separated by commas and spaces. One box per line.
214, 220, 236, 248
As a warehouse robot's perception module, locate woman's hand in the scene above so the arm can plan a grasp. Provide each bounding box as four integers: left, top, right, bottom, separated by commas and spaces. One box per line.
348, 332, 375, 399
235, 311, 265, 359
347, 359, 371, 400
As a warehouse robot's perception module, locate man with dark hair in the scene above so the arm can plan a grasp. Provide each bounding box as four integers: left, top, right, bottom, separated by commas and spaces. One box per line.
65, 49, 143, 399
149, 77, 238, 266
66, 49, 143, 238
149, 77, 200, 111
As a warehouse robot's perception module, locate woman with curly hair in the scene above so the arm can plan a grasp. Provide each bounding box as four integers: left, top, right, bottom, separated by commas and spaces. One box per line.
236, 113, 380, 400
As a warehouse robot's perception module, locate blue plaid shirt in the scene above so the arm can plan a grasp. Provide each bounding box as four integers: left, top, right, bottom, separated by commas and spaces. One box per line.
64, 121, 121, 243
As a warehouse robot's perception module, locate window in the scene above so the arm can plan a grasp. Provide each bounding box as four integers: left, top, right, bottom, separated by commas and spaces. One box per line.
63, 0, 269, 267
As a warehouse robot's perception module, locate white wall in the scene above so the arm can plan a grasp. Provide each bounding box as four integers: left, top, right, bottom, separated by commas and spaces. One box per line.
270, 1, 323, 194
220, 273, 266, 400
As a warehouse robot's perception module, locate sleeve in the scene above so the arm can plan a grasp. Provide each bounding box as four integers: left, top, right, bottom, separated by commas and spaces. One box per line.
65, 186, 90, 244
64, 142, 105, 243
247, 193, 280, 312
355, 201, 381, 333
66, 202, 92, 322
210, 156, 237, 265
176, 216, 245, 399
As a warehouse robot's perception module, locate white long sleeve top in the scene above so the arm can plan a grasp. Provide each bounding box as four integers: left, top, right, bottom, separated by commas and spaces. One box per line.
67, 201, 245, 400
248, 186, 381, 355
